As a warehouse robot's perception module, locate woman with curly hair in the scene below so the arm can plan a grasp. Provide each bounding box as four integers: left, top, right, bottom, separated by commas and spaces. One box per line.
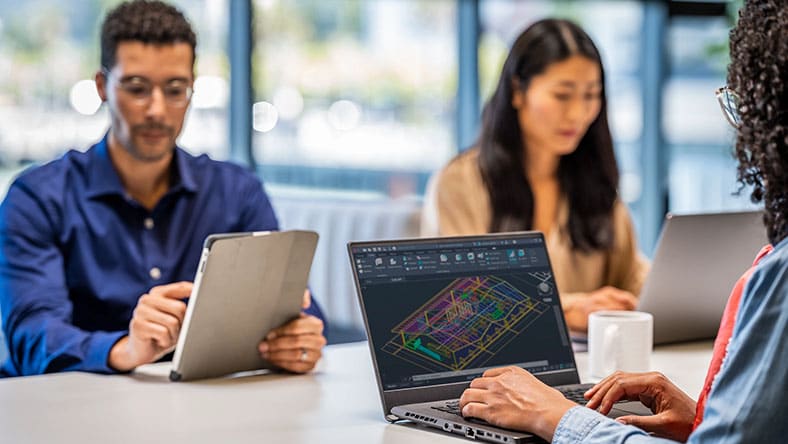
456, 1, 788, 442
422, 19, 648, 332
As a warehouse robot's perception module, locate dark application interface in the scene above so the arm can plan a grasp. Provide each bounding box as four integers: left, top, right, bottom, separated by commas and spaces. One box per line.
351, 235, 576, 391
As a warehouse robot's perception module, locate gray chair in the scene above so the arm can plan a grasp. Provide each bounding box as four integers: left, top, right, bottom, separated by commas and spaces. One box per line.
271, 192, 422, 343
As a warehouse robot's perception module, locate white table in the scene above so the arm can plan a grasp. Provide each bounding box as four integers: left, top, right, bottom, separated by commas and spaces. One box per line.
0, 341, 712, 444
575, 340, 713, 396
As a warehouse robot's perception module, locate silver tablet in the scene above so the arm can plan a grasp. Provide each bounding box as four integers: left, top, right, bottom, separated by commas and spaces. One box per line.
170, 230, 318, 381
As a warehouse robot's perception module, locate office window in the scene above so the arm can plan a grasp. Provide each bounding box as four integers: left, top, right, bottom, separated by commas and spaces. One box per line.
664, 14, 754, 213
0, 0, 229, 179
173, 0, 231, 160
252, 0, 457, 197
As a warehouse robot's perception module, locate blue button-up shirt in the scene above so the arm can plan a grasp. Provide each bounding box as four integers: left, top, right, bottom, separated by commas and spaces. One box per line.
553, 236, 788, 443
0, 135, 323, 376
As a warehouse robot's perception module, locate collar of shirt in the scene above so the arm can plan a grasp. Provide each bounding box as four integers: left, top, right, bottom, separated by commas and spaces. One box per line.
83, 133, 198, 201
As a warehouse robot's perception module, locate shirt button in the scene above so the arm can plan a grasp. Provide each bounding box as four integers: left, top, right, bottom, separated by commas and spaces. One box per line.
149, 267, 162, 280
144, 218, 154, 230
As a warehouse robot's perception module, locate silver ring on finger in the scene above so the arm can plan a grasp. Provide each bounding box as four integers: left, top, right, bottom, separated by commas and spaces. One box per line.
299, 348, 308, 362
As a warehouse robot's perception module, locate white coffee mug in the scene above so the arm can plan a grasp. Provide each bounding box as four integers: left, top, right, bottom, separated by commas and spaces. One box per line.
588, 310, 653, 379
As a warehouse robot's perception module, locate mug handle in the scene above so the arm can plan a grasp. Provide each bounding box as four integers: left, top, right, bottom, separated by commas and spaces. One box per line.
603, 324, 620, 375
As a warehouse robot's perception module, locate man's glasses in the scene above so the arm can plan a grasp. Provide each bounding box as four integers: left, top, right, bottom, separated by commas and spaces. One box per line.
715, 86, 741, 129
102, 69, 193, 108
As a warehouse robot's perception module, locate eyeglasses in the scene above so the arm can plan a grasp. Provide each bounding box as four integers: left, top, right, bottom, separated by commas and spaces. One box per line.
715, 86, 741, 129
102, 69, 193, 108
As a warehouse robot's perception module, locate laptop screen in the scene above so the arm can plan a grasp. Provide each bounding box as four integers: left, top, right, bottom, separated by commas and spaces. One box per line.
349, 232, 577, 391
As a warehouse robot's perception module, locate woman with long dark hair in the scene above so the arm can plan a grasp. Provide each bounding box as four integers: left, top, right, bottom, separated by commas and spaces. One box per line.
422, 19, 647, 332
457, 1, 788, 442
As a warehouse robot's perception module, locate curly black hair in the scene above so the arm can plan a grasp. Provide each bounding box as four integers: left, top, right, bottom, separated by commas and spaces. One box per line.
101, 0, 197, 70
728, 0, 787, 245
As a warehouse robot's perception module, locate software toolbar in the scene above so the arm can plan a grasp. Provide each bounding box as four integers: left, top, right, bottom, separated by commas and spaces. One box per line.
351, 237, 548, 282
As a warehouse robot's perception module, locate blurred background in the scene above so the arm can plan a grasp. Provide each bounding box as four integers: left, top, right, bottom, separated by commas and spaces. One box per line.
0, 0, 754, 342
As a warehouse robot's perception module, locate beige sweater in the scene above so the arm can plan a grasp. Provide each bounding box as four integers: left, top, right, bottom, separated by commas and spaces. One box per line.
421, 148, 649, 308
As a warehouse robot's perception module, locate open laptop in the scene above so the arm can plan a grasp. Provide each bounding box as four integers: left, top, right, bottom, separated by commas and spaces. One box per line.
348, 232, 650, 443
170, 230, 318, 381
638, 211, 768, 345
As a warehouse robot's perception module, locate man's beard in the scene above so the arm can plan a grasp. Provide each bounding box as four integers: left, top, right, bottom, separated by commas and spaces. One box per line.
125, 122, 176, 162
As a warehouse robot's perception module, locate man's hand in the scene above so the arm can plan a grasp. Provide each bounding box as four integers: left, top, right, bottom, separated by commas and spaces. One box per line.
258, 289, 326, 373
109, 281, 191, 372
565, 286, 638, 331
584, 371, 696, 442
459, 366, 577, 442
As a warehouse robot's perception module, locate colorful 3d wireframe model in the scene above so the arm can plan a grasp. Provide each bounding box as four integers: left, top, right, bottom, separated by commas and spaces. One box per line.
382, 274, 551, 372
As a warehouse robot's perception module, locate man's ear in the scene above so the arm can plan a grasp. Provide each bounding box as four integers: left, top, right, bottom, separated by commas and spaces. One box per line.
95, 70, 108, 102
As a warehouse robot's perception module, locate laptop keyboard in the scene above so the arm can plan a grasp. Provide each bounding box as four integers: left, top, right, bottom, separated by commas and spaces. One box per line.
431, 384, 610, 417
560, 385, 592, 404
432, 400, 462, 416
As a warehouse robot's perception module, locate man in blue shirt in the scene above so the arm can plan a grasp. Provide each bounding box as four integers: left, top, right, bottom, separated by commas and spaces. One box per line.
0, 0, 326, 376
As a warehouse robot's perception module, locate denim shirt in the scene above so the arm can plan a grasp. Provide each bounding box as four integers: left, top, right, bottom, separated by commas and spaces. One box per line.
553, 236, 788, 443
0, 135, 324, 376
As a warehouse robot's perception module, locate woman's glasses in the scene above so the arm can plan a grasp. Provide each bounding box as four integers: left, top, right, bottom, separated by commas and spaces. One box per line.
715, 86, 741, 129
